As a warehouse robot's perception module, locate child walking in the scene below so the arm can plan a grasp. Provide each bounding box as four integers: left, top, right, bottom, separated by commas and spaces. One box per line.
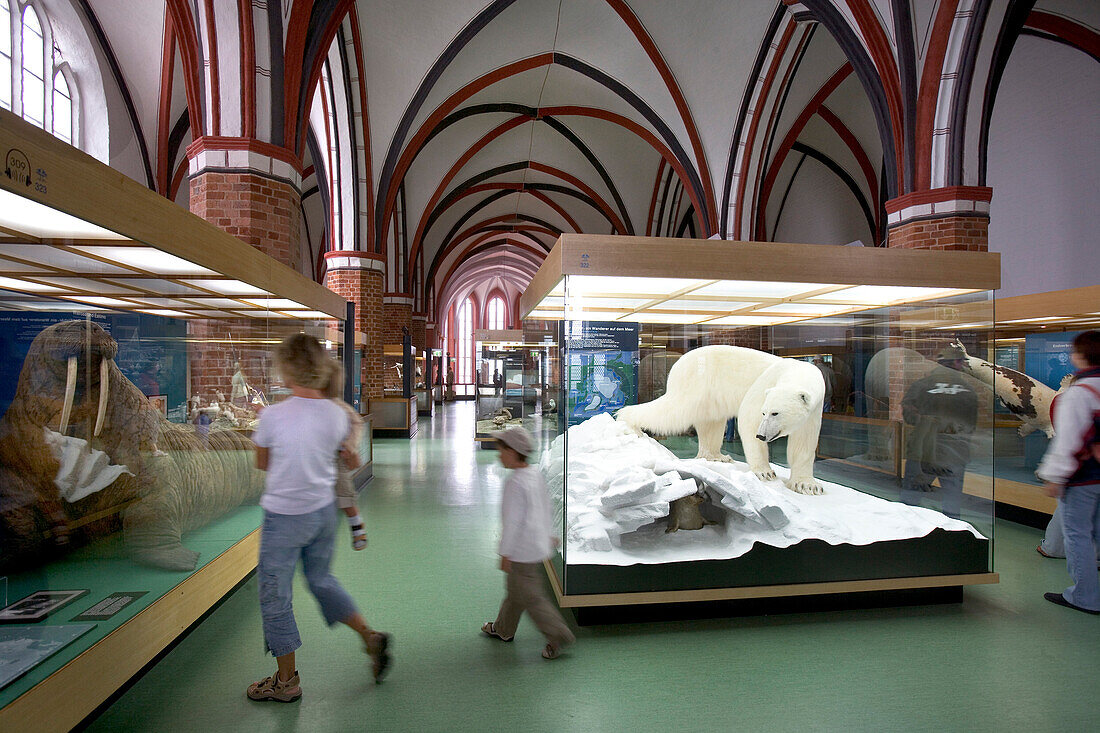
247, 334, 391, 703
323, 365, 368, 550
481, 426, 575, 659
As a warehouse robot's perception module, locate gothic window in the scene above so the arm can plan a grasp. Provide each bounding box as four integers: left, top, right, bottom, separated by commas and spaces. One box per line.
0, 1, 11, 111
20, 4, 44, 127
2, 2, 77, 145
52, 68, 71, 143
487, 296, 506, 330
457, 297, 473, 383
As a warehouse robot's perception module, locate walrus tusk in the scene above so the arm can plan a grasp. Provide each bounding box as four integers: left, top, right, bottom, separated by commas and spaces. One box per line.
59, 356, 77, 434
94, 358, 110, 437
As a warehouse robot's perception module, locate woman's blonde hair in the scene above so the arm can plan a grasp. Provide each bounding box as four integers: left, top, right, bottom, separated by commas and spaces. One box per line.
275, 333, 332, 390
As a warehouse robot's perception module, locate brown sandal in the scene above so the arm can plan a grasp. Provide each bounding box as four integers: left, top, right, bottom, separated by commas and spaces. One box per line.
541, 643, 560, 660
481, 621, 514, 642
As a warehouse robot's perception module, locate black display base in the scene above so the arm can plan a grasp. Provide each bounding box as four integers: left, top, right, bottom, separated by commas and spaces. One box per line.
995, 501, 1050, 530
570, 585, 964, 626
563, 528, 989, 595
374, 425, 417, 439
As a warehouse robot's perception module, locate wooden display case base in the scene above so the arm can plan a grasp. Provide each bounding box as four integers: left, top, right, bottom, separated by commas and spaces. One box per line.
545, 559, 998, 624
963, 472, 1056, 529
0, 530, 259, 731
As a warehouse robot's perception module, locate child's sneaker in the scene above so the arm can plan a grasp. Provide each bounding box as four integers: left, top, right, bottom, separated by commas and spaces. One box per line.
351, 523, 367, 550
366, 631, 391, 683
246, 670, 302, 702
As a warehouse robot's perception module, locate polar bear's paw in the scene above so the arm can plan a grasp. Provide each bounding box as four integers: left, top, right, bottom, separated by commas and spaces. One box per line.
698, 451, 734, 463
753, 468, 777, 482
786, 477, 824, 495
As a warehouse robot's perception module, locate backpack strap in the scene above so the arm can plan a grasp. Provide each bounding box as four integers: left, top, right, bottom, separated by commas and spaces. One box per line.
1072, 383, 1100, 463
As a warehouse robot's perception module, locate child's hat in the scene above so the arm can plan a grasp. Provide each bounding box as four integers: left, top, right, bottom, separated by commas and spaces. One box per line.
492, 425, 534, 454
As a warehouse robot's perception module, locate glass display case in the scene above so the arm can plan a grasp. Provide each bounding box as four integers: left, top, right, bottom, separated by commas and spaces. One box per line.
972, 285, 1100, 521
0, 110, 350, 728
474, 330, 548, 446
372, 343, 418, 438
522, 234, 1001, 608
414, 350, 433, 417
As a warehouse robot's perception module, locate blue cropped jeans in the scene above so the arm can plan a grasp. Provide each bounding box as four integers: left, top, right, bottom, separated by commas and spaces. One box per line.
1061, 482, 1100, 612
258, 503, 358, 657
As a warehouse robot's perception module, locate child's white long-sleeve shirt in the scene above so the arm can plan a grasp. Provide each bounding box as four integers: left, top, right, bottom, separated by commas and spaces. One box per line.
498, 466, 555, 563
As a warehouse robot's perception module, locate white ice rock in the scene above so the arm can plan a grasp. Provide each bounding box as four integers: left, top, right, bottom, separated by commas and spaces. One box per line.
544, 413, 985, 566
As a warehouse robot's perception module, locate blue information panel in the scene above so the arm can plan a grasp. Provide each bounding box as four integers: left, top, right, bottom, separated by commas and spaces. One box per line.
0, 311, 188, 421
1025, 330, 1082, 389
560, 320, 639, 426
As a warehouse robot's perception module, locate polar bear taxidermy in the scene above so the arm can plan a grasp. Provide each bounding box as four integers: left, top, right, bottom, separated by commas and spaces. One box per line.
615, 345, 826, 494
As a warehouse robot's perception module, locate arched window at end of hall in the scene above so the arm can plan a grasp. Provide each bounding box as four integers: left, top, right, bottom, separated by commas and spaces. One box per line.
487, 296, 506, 330
457, 297, 474, 384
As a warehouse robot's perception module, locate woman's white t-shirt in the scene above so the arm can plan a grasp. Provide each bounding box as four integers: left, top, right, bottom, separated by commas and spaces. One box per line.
252, 396, 350, 515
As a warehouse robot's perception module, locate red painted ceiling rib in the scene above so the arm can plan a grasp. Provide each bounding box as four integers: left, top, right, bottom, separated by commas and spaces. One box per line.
754, 63, 853, 239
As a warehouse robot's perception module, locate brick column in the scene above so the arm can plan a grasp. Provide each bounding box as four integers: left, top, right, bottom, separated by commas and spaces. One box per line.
382, 293, 414, 346
410, 312, 427, 352
186, 137, 304, 269
324, 252, 385, 400
885, 186, 991, 251
186, 318, 273, 400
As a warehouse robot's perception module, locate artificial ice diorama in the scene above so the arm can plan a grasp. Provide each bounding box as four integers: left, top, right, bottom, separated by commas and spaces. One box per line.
545, 345, 987, 581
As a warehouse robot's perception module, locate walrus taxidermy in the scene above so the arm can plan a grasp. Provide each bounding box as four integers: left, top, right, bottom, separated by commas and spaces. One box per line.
0, 320, 265, 572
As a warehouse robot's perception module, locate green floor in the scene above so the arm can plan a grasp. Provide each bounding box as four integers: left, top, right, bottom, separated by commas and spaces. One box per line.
89, 403, 1099, 732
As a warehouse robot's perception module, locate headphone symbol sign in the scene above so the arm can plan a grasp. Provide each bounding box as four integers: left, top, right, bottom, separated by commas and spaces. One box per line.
5, 148, 33, 187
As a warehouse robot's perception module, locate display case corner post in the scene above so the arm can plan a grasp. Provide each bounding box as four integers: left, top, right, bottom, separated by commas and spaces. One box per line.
402, 328, 413, 399
344, 301, 356, 406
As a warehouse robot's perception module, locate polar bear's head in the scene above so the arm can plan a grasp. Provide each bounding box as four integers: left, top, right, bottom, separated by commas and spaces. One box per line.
755, 386, 817, 443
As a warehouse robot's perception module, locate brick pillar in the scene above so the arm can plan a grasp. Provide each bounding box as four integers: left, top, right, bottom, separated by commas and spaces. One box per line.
382, 293, 414, 346
186, 138, 304, 269
410, 312, 427, 352
324, 252, 385, 400
885, 186, 991, 251
186, 318, 274, 404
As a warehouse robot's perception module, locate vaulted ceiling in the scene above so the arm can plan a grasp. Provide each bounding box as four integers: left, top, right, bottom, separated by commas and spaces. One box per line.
65, 0, 1100, 320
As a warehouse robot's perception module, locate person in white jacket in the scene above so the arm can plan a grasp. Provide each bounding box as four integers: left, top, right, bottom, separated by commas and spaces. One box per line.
481, 426, 575, 659
1039, 331, 1100, 615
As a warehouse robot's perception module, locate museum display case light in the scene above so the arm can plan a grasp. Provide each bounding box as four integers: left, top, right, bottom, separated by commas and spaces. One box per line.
521, 234, 1001, 611
0, 109, 351, 729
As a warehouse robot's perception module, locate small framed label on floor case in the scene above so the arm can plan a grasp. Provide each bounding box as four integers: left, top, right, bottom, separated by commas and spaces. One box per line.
0, 590, 89, 623
72, 592, 148, 622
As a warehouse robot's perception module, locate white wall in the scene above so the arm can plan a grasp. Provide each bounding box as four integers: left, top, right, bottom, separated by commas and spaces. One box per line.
987, 36, 1100, 298
771, 155, 871, 246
